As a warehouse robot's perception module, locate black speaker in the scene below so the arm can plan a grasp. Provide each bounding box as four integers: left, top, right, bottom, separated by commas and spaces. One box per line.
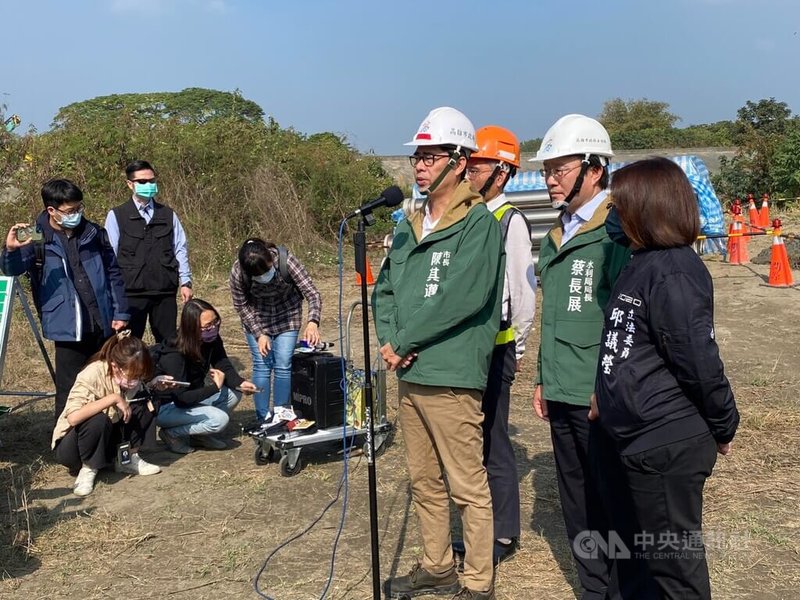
290, 352, 345, 429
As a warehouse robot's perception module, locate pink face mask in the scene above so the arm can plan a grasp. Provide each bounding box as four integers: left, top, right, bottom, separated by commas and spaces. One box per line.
112, 365, 140, 390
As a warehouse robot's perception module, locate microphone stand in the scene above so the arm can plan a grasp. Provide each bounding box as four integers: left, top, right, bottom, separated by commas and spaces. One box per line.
351, 210, 382, 600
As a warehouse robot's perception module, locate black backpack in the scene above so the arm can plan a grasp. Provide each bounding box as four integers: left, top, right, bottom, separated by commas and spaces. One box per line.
26, 239, 46, 318
276, 245, 291, 283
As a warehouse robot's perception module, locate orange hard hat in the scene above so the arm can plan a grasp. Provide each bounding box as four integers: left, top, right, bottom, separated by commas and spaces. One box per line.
472, 125, 520, 168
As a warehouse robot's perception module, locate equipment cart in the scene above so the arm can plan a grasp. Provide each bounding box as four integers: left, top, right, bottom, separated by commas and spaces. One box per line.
246, 301, 392, 477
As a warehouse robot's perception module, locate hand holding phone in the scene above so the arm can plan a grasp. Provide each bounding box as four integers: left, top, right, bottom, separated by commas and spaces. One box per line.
149, 375, 191, 390
237, 381, 262, 394
16, 225, 43, 243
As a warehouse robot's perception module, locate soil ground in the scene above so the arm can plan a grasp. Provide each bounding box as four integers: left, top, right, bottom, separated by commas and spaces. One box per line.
1, 212, 799, 599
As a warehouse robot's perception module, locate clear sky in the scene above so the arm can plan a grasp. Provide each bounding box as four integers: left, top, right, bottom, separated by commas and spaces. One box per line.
2, 0, 799, 155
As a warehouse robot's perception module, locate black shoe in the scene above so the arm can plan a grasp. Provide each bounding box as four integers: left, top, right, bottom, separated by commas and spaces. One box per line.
384, 562, 460, 598
451, 538, 518, 568
492, 538, 518, 565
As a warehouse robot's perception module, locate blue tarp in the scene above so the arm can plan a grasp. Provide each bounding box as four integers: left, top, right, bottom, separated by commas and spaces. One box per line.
507, 155, 726, 235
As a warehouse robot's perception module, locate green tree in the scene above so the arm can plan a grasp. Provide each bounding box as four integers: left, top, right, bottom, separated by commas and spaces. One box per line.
735, 97, 791, 139
599, 98, 679, 134
712, 98, 795, 201
519, 138, 542, 153
734, 98, 792, 194
712, 155, 755, 201
769, 124, 800, 198
51, 88, 264, 129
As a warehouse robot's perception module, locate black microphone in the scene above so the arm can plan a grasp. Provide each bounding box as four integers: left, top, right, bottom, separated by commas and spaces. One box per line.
345, 186, 404, 220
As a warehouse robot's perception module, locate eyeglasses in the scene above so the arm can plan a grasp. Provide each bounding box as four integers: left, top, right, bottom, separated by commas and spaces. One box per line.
130, 178, 156, 184
53, 204, 84, 216
200, 318, 220, 332
465, 166, 496, 178
409, 154, 450, 167
539, 164, 582, 181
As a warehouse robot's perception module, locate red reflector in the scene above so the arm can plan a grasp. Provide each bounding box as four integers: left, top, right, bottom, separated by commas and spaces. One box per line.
415, 133, 432, 140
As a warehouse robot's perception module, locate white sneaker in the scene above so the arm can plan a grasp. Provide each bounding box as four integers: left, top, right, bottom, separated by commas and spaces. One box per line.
116, 453, 162, 476
73, 466, 98, 496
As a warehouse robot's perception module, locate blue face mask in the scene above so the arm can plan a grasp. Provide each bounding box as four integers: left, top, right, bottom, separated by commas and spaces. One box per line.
253, 267, 276, 284
134, 181, 158, 199
58, 210, 83, 229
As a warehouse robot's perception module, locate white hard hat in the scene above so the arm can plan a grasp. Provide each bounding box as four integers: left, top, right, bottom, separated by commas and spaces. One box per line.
405, 106, 478, 151
531, 114, 614, 164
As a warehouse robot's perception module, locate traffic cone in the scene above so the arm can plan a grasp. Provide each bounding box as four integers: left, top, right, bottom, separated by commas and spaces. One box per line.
355, 258, 376, 286
726, 205, 749, 265
767, 219, 794, 287
759, 193, 770, 229
747, 193, 760, 232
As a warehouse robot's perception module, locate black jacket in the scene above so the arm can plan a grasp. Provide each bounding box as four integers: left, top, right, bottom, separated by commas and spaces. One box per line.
595, 246, 739, 455
154, 335, 244, 408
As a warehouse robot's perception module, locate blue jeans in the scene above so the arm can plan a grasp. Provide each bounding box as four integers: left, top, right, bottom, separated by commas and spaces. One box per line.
245, 330, 299, 421
156, 386, 242, 437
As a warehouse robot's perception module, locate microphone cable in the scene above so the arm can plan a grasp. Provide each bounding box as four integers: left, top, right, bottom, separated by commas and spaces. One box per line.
252, 218, 358, 600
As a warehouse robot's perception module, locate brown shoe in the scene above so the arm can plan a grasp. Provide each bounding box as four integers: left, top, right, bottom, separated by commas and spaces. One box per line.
384, 562, 460, 598
452, 586, 496, 600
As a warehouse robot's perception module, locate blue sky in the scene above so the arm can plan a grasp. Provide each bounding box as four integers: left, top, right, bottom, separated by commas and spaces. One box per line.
2, 0, 799, 154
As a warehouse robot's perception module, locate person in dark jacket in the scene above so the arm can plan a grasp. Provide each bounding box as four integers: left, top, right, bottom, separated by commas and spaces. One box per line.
154, 299, 258, 454
104, 160, 193, 344
591, 157, 739, 600
2, 179, 130, 421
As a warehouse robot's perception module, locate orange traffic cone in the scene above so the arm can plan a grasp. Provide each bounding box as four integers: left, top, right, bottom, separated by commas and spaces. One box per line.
759, 193, 770, 229
727, 205, 749, 265
767, 219, 794, 287
355, 258, 376, 286
747, 193, 760, 232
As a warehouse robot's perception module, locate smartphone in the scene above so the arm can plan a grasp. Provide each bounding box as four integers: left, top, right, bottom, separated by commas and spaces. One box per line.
237, 385, 264, 394
15, 226, 43, 243
149, 376, 191, 388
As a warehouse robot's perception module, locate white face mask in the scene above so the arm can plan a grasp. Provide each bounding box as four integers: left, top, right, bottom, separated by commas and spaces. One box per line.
253, 267, 276, 284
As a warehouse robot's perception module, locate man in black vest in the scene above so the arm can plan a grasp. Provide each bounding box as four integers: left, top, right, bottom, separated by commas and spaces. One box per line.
105, 160, 193, 343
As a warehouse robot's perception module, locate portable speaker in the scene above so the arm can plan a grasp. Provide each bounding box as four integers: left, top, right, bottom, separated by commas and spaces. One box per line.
290, 352, 345, 429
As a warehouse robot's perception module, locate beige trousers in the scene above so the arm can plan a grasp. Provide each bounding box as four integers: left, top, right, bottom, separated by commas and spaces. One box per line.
398, 380, 494, 592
